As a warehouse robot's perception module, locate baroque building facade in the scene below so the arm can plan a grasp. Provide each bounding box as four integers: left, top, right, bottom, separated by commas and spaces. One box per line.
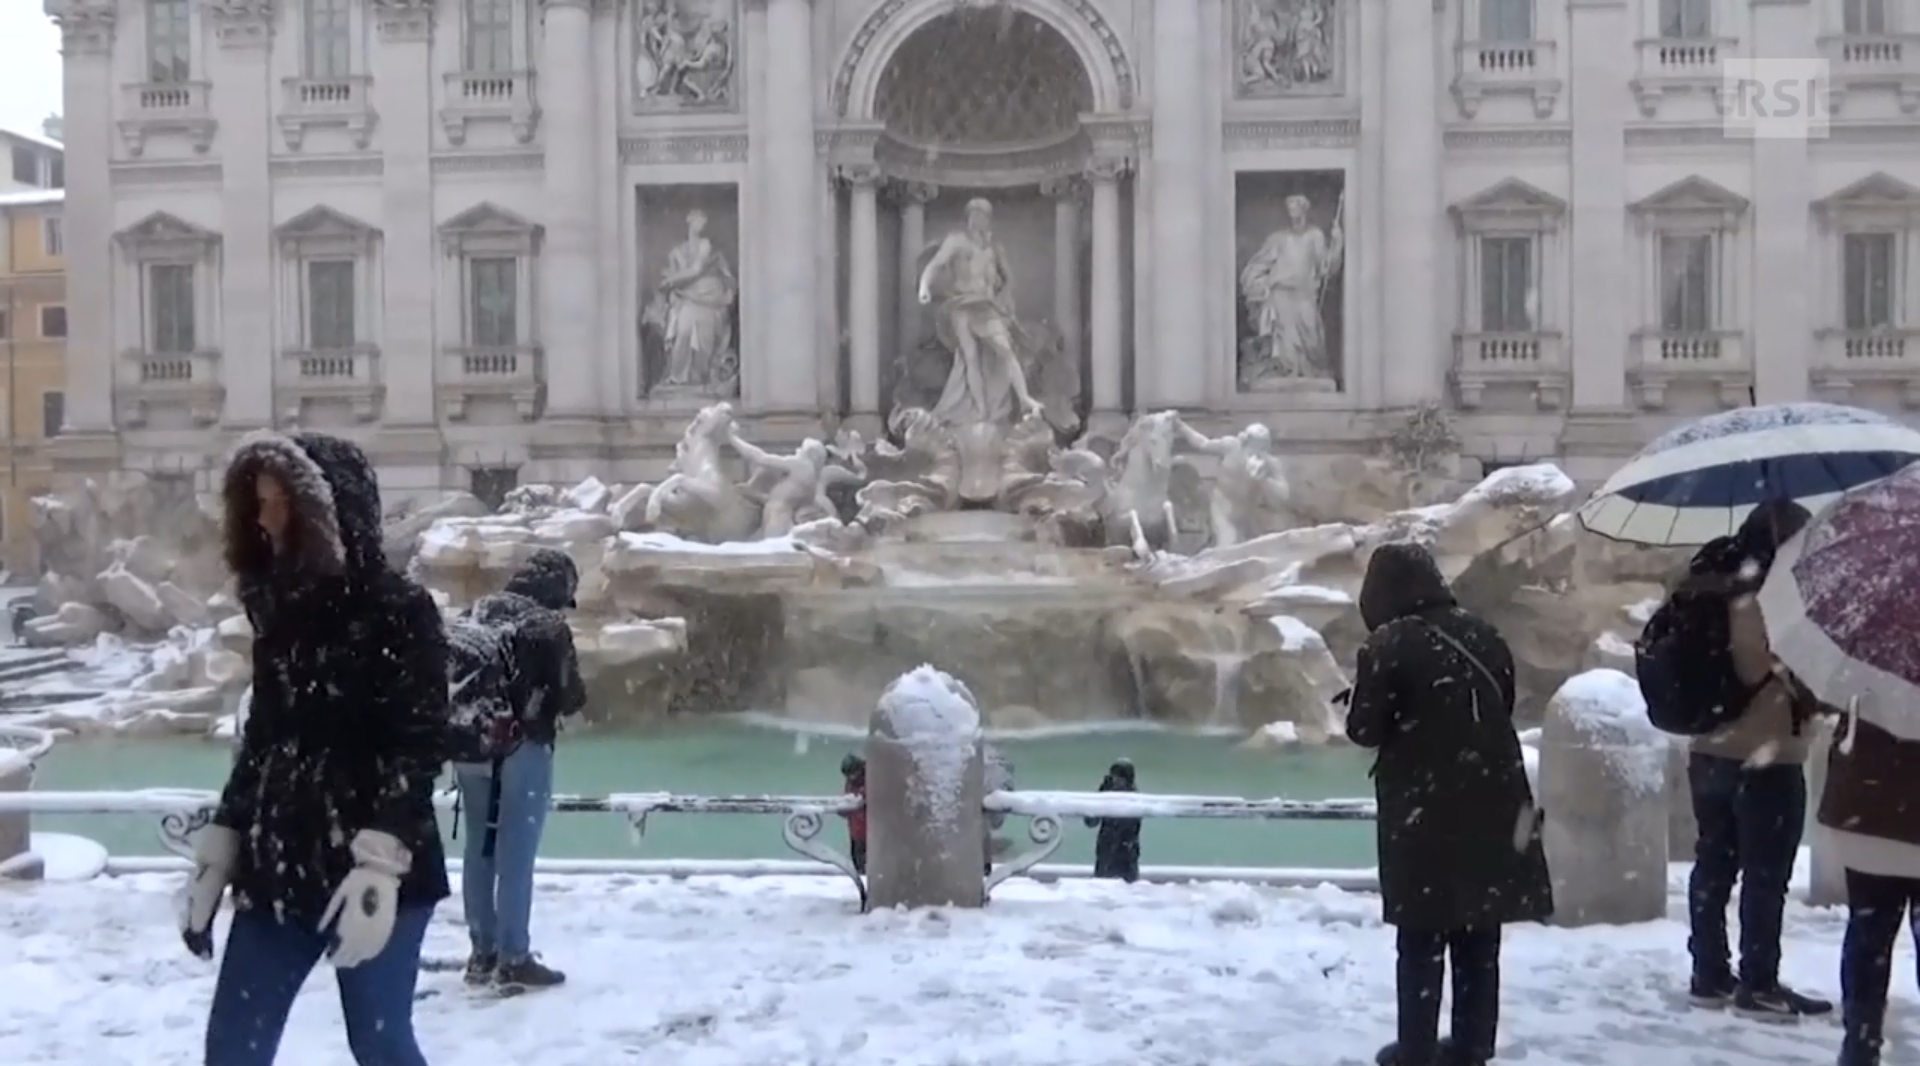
41, 0, 1920, 499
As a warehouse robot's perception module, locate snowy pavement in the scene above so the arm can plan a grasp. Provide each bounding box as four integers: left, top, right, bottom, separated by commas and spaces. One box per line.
0, 873, 1907, 1065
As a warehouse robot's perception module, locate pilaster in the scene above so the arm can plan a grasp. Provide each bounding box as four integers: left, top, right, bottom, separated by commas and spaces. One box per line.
204, 0, 277, 429
1380, 0, 1442, 408
536, 0, 604, 424
44, 0, 120, 449
842, 164, 883, 421
373, 0, 440, 428
1747, 0, 1814, 404
1042, 176, 1084, 388
750, 0, 821, 414
1567, 0, 1632, 413
1086, 158, 1128, 429
1145, 0, 1208, 408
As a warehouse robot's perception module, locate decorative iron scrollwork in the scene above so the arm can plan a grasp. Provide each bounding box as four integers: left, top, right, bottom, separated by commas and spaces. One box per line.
157, 804, 218, 859
985, 813, 1063, 895
782, 809, 868, 912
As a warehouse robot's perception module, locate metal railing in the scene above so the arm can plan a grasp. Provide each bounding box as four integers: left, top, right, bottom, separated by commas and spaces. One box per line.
0, 788, 1379, 909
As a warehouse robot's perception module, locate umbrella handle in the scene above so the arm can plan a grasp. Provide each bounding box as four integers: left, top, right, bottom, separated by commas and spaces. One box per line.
1839, 695, 1861, 756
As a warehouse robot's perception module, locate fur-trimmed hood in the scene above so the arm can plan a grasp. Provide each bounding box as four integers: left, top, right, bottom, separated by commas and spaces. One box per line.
222, 430, 387, 583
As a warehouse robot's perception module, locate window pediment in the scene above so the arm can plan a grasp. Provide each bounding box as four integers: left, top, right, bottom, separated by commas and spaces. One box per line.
1450, 178, 1567, 234
439, 202, 542, 256
1815, 172, 1920, 229
116, 211, 221, 260
276, 205, 381, 256
1630, 176, 1749, 231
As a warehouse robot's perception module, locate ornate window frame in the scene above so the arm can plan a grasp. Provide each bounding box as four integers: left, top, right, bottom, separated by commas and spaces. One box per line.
436, 202, 544, 420
1446, 178, 1568, 409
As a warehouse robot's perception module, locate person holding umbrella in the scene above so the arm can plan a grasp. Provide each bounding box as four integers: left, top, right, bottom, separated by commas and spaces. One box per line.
1758, 462, 1920, 1066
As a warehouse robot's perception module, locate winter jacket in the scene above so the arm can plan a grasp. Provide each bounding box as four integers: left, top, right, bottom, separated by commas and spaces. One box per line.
215, 431, 451, 920
1345, 542, 1553, 930
1819, 714, 1920, 878
1084, 761, 1141, 882
842, 772, 868, 843
470, 549, 588, 746
1682, 501, 1816, 766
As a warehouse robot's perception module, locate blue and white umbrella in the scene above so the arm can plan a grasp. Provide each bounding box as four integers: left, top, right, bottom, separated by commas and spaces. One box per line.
1577, 402, 1920, 546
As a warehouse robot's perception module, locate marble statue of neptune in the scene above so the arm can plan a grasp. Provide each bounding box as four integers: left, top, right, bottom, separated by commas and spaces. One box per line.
916, 198, 1047, 426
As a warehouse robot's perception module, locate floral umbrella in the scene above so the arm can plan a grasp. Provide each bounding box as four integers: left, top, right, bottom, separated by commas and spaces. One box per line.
1577, 402, 1920, 547
1758, 461, 1920, 741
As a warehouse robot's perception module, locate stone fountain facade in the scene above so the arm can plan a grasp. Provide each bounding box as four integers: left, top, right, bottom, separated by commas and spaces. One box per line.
20, 400, 1683, 746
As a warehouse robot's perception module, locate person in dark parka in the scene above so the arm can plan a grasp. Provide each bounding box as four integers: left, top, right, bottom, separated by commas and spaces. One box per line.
182, 431, 450, 1066
1084, 759, 1142, 882
457, 547, 588, 991
1345, 543, 1552, 1066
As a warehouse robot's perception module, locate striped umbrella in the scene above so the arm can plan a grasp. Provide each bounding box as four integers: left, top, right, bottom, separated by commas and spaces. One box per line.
1577, 402, 1920, 547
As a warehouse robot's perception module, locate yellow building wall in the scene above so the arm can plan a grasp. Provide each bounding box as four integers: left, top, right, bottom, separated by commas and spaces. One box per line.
1, 198, 67, 576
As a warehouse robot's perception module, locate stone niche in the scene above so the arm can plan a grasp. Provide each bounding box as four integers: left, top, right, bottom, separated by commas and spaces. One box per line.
1233, 167, 1347, 394
636, 182, 743, 402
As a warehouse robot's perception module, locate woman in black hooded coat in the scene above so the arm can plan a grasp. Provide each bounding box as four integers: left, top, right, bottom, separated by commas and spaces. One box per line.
180, 431, 450, 1066
1345, 543, 1552, 1066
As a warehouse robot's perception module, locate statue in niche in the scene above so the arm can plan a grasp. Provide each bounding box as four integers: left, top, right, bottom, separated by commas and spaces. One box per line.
726, 428, 865, 538
1240, 191, 1344, 387
634, 0, 734, 106
644, 208, 738, 397
915, 197, 1049, 428
1174, 418, 1294, 548
1238, 0, 1335, 95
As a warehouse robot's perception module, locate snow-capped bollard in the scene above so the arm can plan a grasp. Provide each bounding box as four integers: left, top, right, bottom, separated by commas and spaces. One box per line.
1665, 740, 1697, 861
0, 748, 37, 881
1803, 718, 1845, 907
1539, 669, 1668, 926
865, 665, 987, 910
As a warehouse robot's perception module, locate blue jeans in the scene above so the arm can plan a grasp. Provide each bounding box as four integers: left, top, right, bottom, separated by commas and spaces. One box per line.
456, 742, 553, 962
1686, 752, 1806, 989
205, 904, 433, 1066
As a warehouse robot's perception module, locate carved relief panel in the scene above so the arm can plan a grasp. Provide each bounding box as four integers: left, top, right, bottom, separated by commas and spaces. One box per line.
631, 0, 739, 111
1234, 0, 1342, 99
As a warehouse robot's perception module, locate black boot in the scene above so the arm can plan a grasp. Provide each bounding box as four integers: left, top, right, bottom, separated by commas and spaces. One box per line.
463, 951, 496, 987
1437, 1036, 1490, 1065
1375, 1042, 1438, 1066
494, 955, 567, 993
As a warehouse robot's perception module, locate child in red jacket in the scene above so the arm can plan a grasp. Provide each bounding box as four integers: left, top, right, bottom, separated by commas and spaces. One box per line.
840, 754, 868, 874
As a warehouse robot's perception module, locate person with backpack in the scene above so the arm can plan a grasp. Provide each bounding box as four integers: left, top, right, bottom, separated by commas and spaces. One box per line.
1084, 759, 1142, 882
184, 431, 449, 1066
451, 548, 587, 994
1345, 542, 1552, 1066
1637, 500, 1833, 1020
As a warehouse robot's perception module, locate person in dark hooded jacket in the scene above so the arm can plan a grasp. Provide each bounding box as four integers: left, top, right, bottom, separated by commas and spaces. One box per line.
1345, 542, 1552, 1066
1084, 759, 1141, 881
1671, 500, 1831, 1020
455, 548, 587, 992
182, 431, 449, 1066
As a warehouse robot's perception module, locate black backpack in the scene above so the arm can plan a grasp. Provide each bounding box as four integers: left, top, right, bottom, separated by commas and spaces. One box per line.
1635, 588, 1758, 736
445, 617, 523, 766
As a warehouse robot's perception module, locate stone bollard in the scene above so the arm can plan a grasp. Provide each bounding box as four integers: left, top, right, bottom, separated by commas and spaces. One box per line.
1666, 741, 1697, 861
1802, 718, 1845, 907
0, 749, 41, 881
1539, 669, 1669, 926
864, 665, 987, 910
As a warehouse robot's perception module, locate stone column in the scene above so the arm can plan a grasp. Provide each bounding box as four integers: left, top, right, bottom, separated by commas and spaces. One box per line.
1145, 0, 1207, 408
1086, 160, 1127, 428
371, 0, 441, 433
896, 182, 935, 359
753, 0, 819, 412
206, 2, 276, 429
864, 667, 987, 910
842, 164, 883, 420
1539, 673, 1670, 926
1566, 0, 1632, 411
1381, 0, 1442, 407
1747, 0, 1813, 404
0, 752, 35, 880
1042, 177, 1083, 374
536, 0, 601, 420
46, 2, 118, 438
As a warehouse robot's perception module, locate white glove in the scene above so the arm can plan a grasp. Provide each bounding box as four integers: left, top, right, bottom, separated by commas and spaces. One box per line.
319, 830, 411, 970
177, 825, 239, 960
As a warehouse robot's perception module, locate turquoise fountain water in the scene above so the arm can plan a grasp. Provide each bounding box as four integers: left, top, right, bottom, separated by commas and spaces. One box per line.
31, 720, 1375, 866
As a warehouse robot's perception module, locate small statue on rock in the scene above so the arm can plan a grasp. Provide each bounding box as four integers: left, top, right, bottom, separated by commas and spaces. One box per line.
728, 429, 864, 539
1175, 418, 1294, 549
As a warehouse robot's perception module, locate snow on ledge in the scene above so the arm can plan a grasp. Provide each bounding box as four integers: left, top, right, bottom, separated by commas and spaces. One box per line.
876, 665, 982, 740
615, 531, 805, 556
1546, 668, 1667, 796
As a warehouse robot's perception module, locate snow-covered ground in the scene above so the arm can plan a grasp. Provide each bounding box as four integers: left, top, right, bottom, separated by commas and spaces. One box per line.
0, 873, 1903, 1065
